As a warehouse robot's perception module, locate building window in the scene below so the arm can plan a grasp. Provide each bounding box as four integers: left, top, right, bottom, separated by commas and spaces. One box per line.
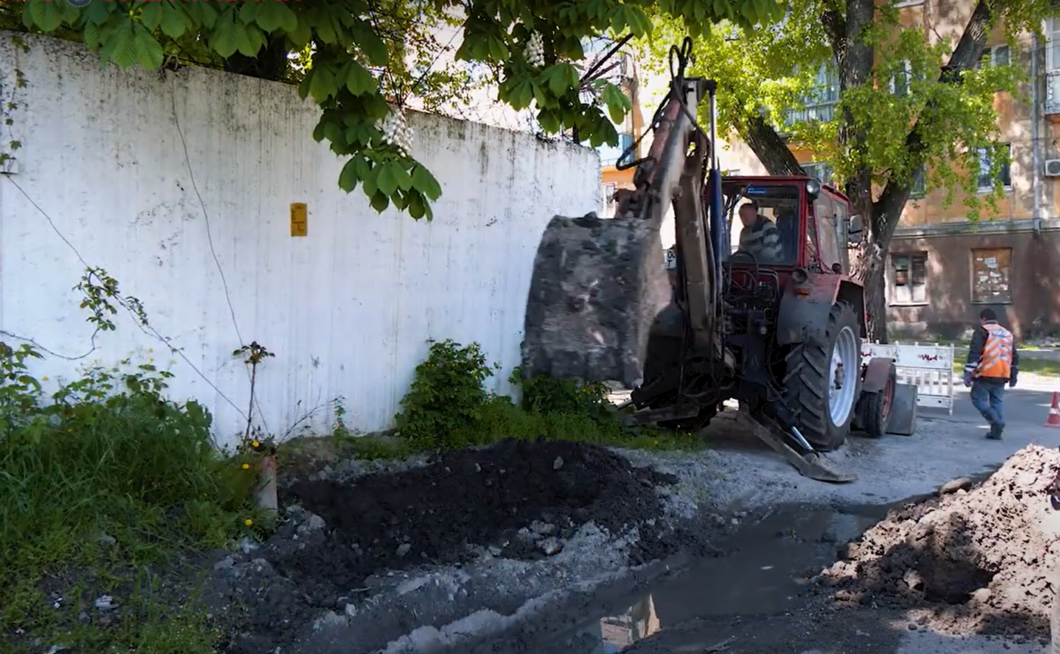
801, 162, 833, 187
890, 60, 913, 97
911, 166, 927, 198
786, 63, 839, 124
971, 248, 1012, 304
979, 45, 1011, 68
976, 143, 1012, 191
891, 253, 928, 305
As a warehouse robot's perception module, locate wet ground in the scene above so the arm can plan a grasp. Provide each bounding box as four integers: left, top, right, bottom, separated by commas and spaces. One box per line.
518, 502, 1051, 654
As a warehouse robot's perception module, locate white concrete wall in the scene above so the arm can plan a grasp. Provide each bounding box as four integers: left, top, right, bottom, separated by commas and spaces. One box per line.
0, 34, 598, 448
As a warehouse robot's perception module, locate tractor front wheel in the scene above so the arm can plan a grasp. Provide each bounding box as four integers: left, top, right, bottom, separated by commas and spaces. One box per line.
783, 301, 863, 452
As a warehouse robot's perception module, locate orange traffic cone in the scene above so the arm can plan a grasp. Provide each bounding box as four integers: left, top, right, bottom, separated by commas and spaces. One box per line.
1047, 392, 1060, 428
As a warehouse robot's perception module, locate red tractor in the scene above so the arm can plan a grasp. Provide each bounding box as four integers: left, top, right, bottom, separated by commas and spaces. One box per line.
521, 39, 897, 482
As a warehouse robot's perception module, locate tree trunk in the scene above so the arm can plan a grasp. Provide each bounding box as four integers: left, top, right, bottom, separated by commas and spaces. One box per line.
742, 114, 803, 176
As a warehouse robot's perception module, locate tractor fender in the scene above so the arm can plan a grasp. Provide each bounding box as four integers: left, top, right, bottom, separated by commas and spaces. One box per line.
861, 357, 896, 394
776, 275, 868, 346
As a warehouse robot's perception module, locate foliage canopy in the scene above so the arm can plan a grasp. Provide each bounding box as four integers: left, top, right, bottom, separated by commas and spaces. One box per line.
640, 0, 1047, 221
3, 0, 784, 219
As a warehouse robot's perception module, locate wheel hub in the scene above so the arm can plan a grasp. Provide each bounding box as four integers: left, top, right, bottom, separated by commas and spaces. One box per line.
828, 326, 859, 426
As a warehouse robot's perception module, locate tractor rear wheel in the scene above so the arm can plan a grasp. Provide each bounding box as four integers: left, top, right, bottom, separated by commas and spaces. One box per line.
782, 301, 862, 452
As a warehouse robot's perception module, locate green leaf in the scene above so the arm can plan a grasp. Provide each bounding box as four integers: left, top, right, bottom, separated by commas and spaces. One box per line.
362, 165, 380, 197
351, 19, 389, 66
486, 35, 510, 62
85, 1, 111, 26
309, 66, 337, 103
132, 24, 164, 70
236, 24, 266, 57
370, 191, 390, 213
345, 61, 376, 96
159, 5, 188, 39
255, 1, 299, 33
409, 192, 427, 220
28, 0, 64, 32
600, 82, 632, 123
339, 158, 361, 192
209, 15, 241, 59
140, 3, 163, 31
538, 109, 561, 133
411, 165, 442, 201
101, 21, 138, 68
376, 162, 398, 197
393, 164, 414, 192
239, 0, 260, 24
392, 190, 410, 210
287, 19, 312, 48
543, 64, 578, 96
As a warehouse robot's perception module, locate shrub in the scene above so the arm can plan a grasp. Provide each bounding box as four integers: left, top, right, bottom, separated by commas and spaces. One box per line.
394, 339, 494, 448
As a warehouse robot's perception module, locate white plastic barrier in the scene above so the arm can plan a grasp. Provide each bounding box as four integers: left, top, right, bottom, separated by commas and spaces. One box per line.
861, 342, 957, 415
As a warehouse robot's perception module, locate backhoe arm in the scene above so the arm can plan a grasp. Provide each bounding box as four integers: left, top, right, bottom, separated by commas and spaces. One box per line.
521, 73, 717, 388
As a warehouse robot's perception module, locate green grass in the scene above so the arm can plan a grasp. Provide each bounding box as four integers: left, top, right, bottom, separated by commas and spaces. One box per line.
949, 356, 1060, 377
0, 353, 261, 653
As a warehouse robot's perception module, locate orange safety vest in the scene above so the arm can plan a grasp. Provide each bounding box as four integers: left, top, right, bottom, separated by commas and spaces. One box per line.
977, 323, 1014, 379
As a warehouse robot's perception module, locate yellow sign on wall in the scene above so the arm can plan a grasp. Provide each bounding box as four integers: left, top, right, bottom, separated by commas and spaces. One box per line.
290, 203, 308, 237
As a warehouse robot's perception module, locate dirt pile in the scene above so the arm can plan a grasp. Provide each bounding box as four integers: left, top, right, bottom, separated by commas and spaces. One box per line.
818, 444, 1060, 638
208, 439, 680, 654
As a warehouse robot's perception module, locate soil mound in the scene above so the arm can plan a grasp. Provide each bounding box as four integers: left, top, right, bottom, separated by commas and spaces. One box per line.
273, 439, 676, 591
818, 444, 1060, 638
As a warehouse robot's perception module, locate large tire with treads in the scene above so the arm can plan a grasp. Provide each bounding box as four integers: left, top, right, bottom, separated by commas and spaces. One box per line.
782, 301, 863, 452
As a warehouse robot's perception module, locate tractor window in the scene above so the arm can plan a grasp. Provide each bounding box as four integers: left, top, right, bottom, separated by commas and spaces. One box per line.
813, 195, 842, 272
725, 184, 800, 266
833, 198, 850, 273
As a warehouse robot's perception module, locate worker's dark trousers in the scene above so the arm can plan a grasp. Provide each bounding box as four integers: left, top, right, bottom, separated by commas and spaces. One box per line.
970, 378, 1007, 430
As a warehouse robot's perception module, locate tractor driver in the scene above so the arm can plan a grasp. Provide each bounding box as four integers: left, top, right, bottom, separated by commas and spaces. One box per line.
737, 200, 785, 264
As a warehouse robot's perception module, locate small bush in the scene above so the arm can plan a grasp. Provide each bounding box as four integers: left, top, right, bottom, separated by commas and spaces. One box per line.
0, 344, 259, 636
394, 339, 494, 448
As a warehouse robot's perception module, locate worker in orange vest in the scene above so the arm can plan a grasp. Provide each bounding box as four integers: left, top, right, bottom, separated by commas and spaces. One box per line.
962, 308, 1019, 440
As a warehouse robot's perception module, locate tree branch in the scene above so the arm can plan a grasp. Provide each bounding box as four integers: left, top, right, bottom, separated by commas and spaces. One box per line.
741, 113, 804, 176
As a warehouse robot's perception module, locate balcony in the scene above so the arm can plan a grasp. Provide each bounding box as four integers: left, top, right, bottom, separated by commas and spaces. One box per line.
597, 133, 635, 168
784, 102, 838, 127
1047, 70, 1060, 117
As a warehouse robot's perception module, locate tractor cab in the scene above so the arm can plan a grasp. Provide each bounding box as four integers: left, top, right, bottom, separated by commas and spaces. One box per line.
719, 176, 857, 279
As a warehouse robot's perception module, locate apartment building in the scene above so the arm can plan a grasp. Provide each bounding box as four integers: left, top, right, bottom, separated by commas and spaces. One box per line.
880, 2, 1060, 340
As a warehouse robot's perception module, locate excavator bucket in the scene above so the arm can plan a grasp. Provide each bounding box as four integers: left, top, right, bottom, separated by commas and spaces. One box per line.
521, 215, 671, 388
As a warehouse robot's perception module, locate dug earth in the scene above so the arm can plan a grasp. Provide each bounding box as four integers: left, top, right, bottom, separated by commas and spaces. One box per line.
204, 439, 723, 654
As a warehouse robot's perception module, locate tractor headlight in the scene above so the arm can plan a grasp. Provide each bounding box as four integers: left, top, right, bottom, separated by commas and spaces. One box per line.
806, 178, 821, 200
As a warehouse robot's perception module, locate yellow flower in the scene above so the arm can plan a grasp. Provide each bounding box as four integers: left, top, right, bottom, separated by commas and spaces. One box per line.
251, 440, 260, 448
653, 439, 659, 446
41, 376, 48, 381
242, 463, 250, 470
244, 519, 253, 527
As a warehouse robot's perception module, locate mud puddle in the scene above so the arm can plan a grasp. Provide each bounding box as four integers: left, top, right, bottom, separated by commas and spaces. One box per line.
513, 503, 897, 654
